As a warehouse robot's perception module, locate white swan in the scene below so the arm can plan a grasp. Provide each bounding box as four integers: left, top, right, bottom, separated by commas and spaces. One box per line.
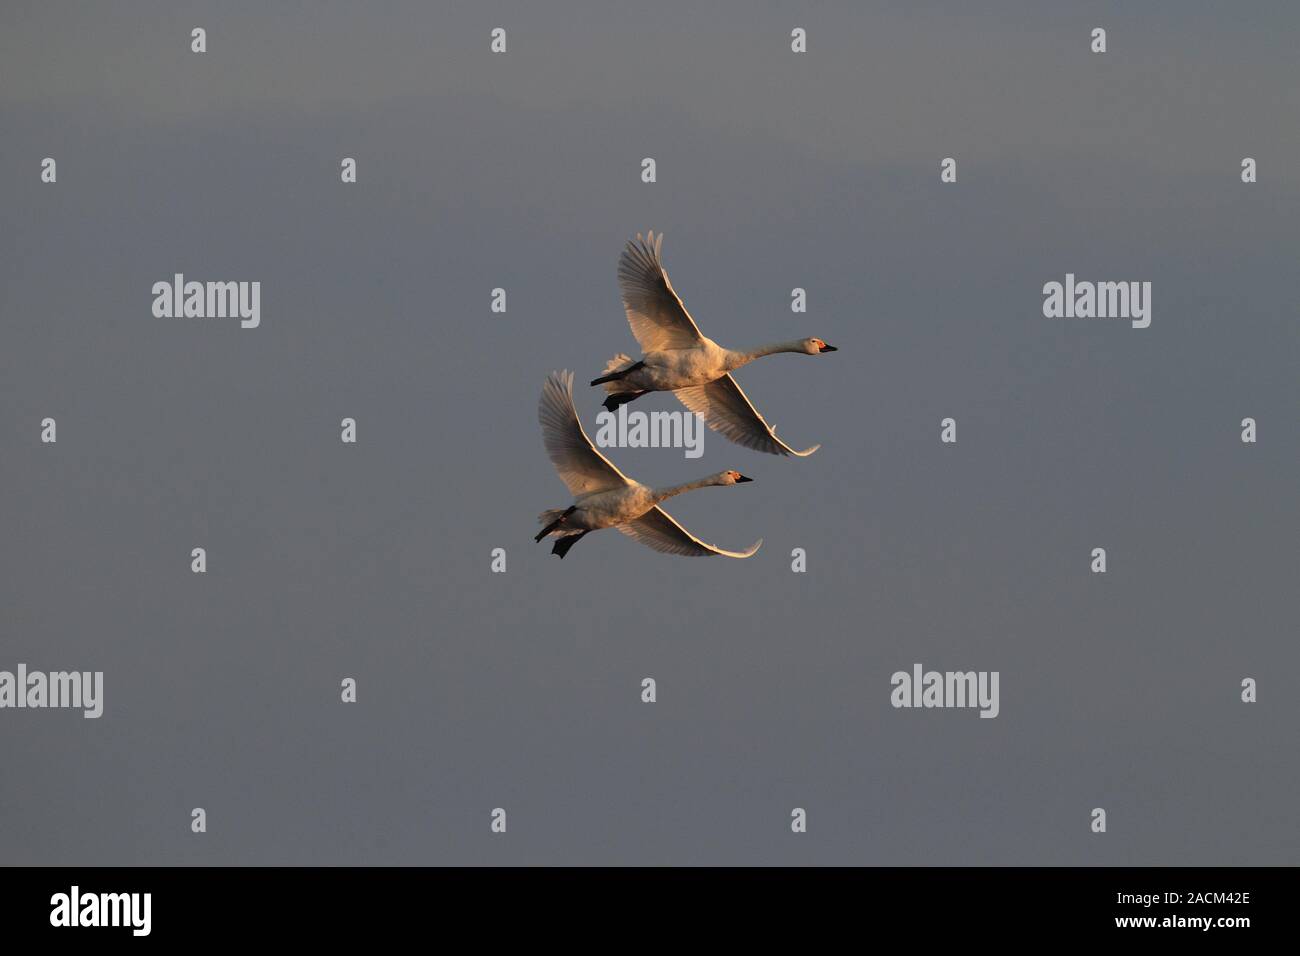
590, 231, 837, 457
536, 371, 762, 560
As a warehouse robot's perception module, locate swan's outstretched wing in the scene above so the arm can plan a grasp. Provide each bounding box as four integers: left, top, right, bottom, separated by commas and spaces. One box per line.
617, 506, 762, 558
538, 370, 633, 495
617, 231, 706, 352
674, 374, 820, 457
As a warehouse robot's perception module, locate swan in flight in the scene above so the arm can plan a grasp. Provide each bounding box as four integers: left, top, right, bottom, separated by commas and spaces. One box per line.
591, 231, 837, 457
536, 371, 762, 560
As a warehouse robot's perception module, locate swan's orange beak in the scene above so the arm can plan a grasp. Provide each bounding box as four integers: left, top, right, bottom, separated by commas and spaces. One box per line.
818, 343, 837, 352
735, 474, 753, 483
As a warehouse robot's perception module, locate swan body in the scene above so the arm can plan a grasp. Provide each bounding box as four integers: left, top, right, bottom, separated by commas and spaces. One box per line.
592, 231, 837, 457
608, 336, 826, 392
536, 371, 762, 559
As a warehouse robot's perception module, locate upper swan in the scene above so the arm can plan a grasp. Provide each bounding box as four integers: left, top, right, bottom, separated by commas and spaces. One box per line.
591, 231, 837, 457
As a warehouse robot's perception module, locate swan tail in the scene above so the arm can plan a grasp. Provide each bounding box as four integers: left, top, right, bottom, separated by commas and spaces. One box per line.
594, 353, 638, 391
535, 506, 575, 541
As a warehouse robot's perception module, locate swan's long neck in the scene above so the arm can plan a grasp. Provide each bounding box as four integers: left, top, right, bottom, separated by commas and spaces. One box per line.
652, 476, 720, 503
727, 339, 807, 370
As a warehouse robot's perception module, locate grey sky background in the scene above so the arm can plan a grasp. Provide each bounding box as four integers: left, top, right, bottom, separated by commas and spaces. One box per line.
1, 1, 1297, 864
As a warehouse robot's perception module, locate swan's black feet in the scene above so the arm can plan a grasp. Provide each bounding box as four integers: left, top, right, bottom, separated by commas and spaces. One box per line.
551, 531, 589, 559
602, 391, 646, 412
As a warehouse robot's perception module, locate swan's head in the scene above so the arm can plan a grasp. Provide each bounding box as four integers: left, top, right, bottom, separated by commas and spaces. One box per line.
802, 337, 838, 354
715, 470, 753, 486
